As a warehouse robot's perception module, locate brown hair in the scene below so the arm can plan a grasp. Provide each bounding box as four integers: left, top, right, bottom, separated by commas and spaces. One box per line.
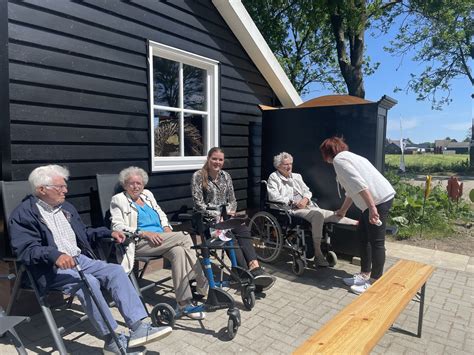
201, 147, 224, 190
320, 136, 349, 162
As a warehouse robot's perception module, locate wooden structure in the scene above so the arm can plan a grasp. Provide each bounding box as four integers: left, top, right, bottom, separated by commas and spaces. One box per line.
294, 259, 435, 355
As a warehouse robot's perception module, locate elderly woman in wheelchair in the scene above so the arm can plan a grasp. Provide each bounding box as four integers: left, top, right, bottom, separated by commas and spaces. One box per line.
257, 152, 357, 271
109, 166, 208, 320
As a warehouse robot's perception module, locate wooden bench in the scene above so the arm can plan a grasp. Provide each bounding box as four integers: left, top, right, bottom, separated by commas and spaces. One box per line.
294, 259, 435, 355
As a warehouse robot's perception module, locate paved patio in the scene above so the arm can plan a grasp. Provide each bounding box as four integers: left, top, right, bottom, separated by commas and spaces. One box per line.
1, 246, 473, 354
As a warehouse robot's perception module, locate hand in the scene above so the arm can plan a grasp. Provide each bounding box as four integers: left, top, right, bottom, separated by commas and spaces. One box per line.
140, 231, 164, 246
163, 226, 172, 233
295, 198, 309, 209
368, 205, 380, 225
227, 211, 236, 217
335, 209, 347, 217
111, 231, 126, 243
55, 254, 76, 269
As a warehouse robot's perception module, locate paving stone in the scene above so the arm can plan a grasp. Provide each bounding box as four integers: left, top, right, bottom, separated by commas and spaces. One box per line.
2, 255, 473, 354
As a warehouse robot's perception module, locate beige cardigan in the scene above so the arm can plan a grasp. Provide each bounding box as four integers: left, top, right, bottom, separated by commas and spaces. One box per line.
109, 189, 171, 272
110, 189, 171, 233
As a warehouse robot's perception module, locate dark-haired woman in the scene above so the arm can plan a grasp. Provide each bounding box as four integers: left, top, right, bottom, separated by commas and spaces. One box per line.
191, 147, 275, 292
320, 137, 395, 295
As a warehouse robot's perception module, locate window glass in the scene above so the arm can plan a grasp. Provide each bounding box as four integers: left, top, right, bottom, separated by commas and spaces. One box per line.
153, 57, 179, 108
184, 113, 206, 156
183, 64, 206, 111
154, 110, 180, 157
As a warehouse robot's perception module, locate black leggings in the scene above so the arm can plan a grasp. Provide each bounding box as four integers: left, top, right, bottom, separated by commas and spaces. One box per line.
230, 224, 258, 269
357, 198, 393, 280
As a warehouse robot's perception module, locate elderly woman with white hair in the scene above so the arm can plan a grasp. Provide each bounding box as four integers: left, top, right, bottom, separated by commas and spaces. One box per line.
110, 166, 208, 320
267, 152, 358, 267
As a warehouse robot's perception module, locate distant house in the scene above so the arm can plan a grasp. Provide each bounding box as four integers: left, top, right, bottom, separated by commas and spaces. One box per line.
445, 142, 470, 154
435, 139, 451, 150
385, 139, 402, 154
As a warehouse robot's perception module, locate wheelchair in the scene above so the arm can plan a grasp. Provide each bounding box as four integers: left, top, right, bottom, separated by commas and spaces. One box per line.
249, 181, 338, 276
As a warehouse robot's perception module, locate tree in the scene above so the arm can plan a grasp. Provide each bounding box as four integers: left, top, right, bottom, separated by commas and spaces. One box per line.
244, 0, 471, 108
383, 0, 473, 109
242, 0, 386, 97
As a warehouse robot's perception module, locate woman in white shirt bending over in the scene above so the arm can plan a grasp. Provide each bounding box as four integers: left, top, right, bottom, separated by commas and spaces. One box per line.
320, 137, 395, 295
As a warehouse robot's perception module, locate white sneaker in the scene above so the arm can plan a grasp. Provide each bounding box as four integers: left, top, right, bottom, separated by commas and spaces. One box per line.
178, 303, 206, 320
343, 273, 369, 286
350, 282, 371, 295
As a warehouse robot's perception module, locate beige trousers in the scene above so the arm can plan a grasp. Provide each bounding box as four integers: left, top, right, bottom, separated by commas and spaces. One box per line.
135, 231, 207, 303
291, 207, 358, 258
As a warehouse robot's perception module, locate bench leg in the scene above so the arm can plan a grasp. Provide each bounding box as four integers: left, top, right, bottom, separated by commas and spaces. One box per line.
417, 283, 426, 338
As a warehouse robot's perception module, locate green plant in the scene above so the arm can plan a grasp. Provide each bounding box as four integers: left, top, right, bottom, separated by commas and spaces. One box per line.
384, 175, 473, 240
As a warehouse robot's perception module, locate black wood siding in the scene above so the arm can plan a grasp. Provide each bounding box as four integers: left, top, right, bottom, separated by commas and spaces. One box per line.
3, 0, 278, 229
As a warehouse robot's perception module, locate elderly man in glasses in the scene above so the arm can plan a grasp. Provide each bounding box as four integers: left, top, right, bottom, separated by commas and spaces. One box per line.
8, 164, 172, 354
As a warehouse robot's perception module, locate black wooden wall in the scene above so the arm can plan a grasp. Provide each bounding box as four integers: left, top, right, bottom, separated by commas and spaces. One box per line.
1, 0, 278, 237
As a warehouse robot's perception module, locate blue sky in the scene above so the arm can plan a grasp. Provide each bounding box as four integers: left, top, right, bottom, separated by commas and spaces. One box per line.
302, 30, 472, 144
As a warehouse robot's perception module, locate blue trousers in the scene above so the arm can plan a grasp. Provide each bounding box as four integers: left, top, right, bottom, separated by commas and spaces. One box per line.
49, 254, 147, 336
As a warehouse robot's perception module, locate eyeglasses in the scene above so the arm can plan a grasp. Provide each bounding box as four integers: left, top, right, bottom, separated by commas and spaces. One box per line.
44, 184, 68, 192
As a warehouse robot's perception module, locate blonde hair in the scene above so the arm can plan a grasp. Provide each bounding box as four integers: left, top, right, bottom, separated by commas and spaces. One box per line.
201, 147, 224, 190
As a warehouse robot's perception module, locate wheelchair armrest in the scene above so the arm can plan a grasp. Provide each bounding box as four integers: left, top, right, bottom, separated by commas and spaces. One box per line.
267, 202, 291, 215
169, 221, 182, 227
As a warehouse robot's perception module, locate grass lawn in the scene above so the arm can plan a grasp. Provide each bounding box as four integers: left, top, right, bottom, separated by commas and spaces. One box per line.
385, 154, 470, 173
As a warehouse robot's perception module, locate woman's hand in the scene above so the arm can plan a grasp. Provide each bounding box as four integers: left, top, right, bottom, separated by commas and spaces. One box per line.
295, 198, 309, 209
368, 205, 380, 225
140, 231, 164, 246
335, 209, 347, 217
163, 226, 172, 233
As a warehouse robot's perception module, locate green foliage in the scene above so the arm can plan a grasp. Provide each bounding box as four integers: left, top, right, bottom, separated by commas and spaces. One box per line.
385, 154, 471, 173
242, 0, 384, 97
383, 0, 473, 109
384, 174, 473, 239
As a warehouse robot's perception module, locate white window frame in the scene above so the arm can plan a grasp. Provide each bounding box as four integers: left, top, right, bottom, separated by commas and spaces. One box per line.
148, 40, 219, 172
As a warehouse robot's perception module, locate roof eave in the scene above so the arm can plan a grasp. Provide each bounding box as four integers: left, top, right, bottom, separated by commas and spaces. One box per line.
212, 0, 302, 107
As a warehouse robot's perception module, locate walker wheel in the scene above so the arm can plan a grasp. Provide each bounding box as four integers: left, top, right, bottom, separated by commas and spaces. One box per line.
326, 251, 338, 267
151, 303, 176, 328
227, 316, 239, 340
241, 287, 256, 310
292, 258, 305, 276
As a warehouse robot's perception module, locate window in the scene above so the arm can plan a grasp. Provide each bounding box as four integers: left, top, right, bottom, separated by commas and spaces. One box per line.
149, 41, 219, 172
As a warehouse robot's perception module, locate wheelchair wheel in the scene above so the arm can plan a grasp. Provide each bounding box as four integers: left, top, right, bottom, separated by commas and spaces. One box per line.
151, 303, 176, 328
249, 211, 283, 263
292, 258, 305, 276
227, 316, 239, 340
326, 251, 338, 267
241, 287, 256, 310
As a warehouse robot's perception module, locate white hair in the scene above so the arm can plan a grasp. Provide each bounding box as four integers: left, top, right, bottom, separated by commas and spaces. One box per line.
28, 165, 69, 195
273, 152, 293, 169
118, 166, 149, 188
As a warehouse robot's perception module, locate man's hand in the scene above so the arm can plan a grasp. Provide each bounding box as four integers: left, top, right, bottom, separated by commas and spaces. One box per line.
140, 231, 164, 246
55, 254, 76, 269
163, 226, 172, 233
335, 209, 347, 217
111, 231, 126, 243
